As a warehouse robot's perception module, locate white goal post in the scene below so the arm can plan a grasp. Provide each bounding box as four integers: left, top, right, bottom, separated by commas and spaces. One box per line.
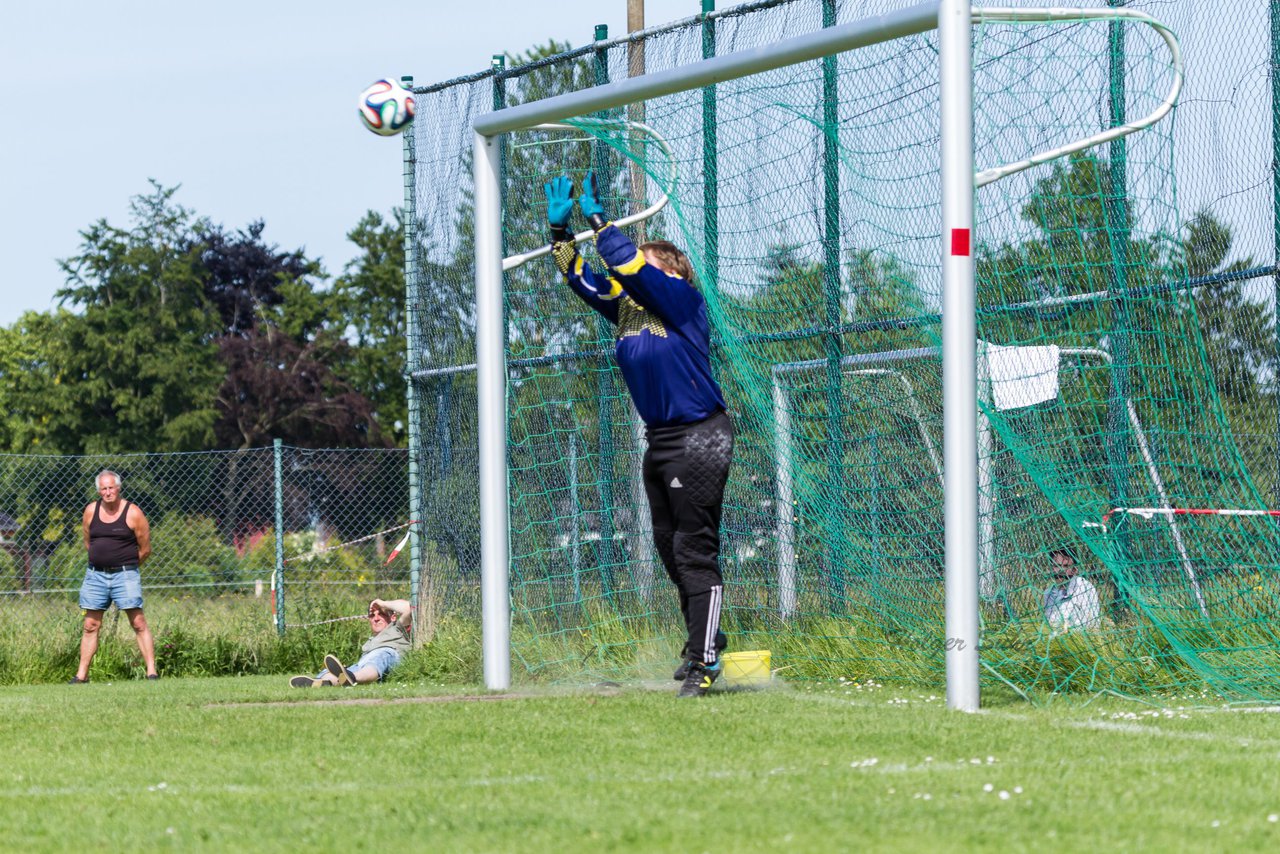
471, 0, 1182, 709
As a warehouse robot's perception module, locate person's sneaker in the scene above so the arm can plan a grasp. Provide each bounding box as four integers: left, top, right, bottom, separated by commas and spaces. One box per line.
674, 633, 728, 681
289, 675, 318, 688
145, 674, 160, 681
676, 661, 721, 698
67, 676, 89, 685
324, 654, 357, 687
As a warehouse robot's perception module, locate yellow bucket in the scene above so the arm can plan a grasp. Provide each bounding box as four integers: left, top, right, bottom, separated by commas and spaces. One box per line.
720, 650, 771, 688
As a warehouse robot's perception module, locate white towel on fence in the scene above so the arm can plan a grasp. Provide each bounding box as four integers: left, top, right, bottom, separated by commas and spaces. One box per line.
986, 343, 1060, 411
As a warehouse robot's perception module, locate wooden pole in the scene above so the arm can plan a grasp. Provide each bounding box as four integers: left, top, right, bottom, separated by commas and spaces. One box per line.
628, 0, 648, 240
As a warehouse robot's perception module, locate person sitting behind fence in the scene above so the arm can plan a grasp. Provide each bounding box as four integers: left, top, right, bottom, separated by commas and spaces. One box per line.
290, 598, 412, 688
1043, 548, 1101, 633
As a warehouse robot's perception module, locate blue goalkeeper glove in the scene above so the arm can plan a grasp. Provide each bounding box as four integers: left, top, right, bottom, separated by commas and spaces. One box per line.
545, 175, 574, 229
578, 171, 608, 229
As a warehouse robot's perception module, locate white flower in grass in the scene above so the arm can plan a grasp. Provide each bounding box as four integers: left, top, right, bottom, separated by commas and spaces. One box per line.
998, 791, 1011, 800
1211, 821, 1220, 828
1268, 814, 1278, 823
1014, 786, 1023, 794
983, 783, 994, 793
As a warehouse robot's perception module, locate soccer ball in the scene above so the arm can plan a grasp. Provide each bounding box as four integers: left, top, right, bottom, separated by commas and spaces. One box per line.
358, 78, 415, 137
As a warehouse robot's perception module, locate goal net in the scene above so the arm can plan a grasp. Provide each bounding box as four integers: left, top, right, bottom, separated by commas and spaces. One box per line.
414, 1, 1280, 701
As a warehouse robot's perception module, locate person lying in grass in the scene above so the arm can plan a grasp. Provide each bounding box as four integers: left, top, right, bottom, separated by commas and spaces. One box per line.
291, 598, 412, 688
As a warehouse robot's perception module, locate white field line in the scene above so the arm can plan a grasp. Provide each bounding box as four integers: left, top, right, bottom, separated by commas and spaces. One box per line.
0, 776, 566, 799
1197, 705, 1280, 714
0, 767, 868, 799
982, 709, 1280, 748
1061, 718, 1280, 747
786, 692, 1280, 749
0, 781, 364, 798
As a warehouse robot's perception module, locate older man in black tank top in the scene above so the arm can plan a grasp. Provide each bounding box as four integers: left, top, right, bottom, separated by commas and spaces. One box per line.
70, 470, 157, 683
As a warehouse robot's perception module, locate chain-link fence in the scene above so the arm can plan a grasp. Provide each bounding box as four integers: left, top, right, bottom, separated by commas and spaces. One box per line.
0, 446, 438, 630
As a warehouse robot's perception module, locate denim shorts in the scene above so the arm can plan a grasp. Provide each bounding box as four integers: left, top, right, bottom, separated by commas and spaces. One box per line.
318, 647, 403, 681
79, 567, 144, 611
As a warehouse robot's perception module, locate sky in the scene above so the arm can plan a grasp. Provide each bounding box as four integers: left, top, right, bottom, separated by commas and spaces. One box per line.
0, 0, 700, 327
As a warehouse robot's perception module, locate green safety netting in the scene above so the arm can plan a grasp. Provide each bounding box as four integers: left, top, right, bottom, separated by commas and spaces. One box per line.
408, 0, 1280, 701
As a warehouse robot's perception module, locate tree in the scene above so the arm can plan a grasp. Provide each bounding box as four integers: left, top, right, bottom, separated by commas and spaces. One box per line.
975, 153, 1165, 340
198, 219, 317, 335
973, 153, 1270, 512
3, 180, 400, 455
188, 215, 387, 449
725, 244, 936, 588
1172, 210, 1271, 410
0, 311, 65, 452
736, 243, 926, 364
330, 210, 408, 445
214, 324, 382, 450
53, 181, 222, 453
976, 154, 1268, 412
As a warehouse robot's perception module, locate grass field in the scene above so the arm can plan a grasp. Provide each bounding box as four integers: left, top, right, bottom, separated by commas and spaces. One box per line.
3, 675, 1279, 852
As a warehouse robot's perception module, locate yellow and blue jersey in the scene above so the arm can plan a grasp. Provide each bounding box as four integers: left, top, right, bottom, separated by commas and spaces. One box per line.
553, 224, 726, 428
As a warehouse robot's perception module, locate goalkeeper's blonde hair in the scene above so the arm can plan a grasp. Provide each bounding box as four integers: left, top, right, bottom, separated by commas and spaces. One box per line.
638, 241, 695, 287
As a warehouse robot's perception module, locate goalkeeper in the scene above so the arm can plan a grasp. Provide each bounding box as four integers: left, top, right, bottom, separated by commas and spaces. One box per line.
545, 173, 735, 698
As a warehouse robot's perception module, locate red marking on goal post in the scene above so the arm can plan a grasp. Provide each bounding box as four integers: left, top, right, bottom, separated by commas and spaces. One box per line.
950, 228, 970, 256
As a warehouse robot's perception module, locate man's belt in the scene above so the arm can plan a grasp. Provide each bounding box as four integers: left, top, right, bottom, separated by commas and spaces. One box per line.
89, 564, 137, 574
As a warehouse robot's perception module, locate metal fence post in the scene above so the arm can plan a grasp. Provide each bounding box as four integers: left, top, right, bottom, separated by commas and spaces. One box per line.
1105, 1, 1134, 589
1272, 0, 1280, 504
273, 438, 285, 635
592, 24, 621, 598
401, 74, 424, 635
701, 1, 718, 292
821, 0, 849, 607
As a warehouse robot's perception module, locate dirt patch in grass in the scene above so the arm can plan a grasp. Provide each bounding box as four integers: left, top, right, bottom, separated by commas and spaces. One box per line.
209, 693, 534, 709
209, 683, 627, 709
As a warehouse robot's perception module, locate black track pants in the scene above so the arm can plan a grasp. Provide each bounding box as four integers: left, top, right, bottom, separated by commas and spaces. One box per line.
643, 410, 734, 664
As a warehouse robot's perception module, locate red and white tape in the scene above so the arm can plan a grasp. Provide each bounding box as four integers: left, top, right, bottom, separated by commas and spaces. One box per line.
1102, 506, 1280, 526
384, 529, 413, 566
